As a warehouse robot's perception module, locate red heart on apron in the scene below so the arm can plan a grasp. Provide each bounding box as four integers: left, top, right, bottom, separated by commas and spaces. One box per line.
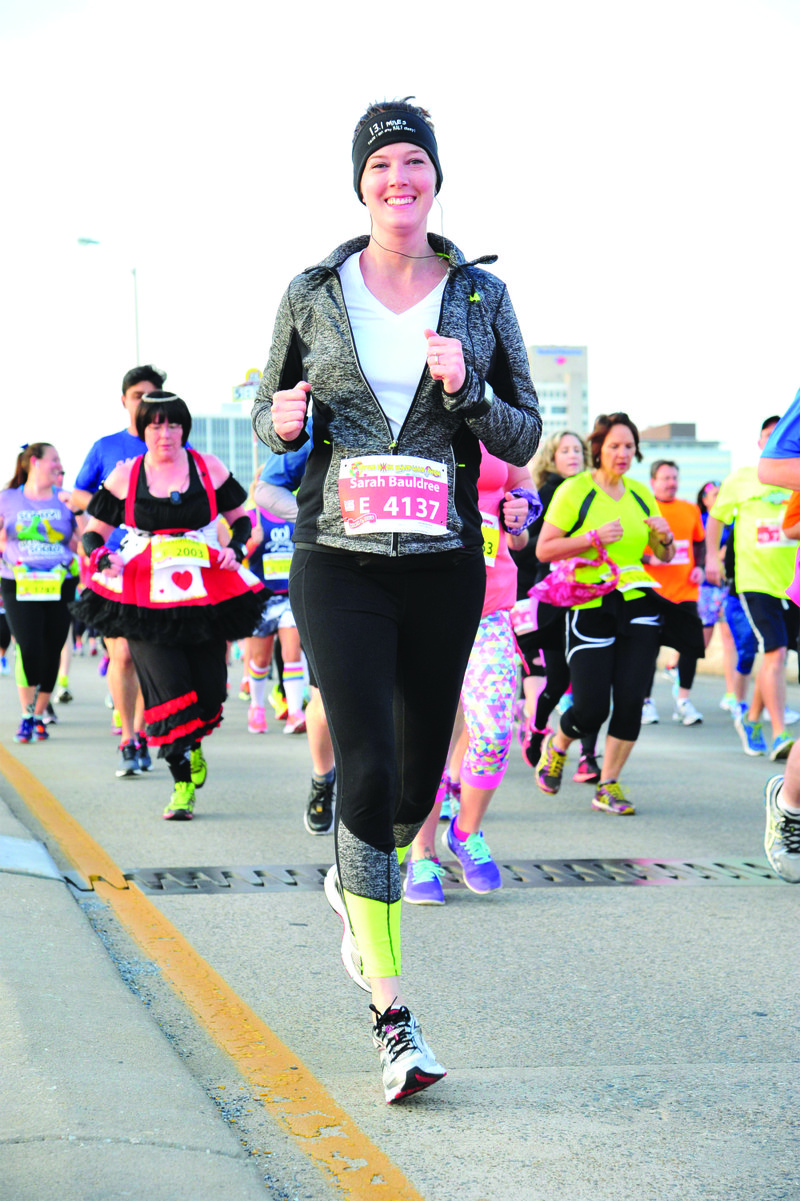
172, 571, 192, 591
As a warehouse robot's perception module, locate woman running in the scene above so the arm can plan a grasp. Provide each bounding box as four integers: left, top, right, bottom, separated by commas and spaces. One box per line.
74, 392, 265, 818
252, 97, 541, 1102
0, 443, 78, 743
534, 413, 674, 814
512, 429, 600, 782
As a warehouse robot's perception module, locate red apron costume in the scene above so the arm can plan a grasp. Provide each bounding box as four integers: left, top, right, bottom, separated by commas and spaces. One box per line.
73, 450, 265, 753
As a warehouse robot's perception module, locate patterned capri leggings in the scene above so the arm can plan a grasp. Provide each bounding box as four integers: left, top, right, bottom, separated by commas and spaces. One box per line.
460, 609, 519, 791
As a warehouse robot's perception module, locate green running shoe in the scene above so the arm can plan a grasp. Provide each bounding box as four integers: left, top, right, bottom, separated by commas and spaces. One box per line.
163, 781, 195, 821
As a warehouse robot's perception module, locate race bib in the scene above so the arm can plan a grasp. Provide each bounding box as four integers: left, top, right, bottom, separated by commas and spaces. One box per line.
261, 554, 293, 578
338, 456, 448, 536
12, 564, 66, 601
151, 535, 211, 569
149, 534, 210, 603
616, 564, 661, 592
480, 512, 500, 568
756, 521, 790, 547
671, 538, 690, 565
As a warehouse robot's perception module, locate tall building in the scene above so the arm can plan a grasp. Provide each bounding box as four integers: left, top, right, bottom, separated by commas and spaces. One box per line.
628, 424, 731, 502
190, 404, 259, 486
528, 346, 589, 438
189, 370, 263, 486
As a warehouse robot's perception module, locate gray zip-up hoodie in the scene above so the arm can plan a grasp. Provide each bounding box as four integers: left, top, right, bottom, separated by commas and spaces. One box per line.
252, 234, 541, 557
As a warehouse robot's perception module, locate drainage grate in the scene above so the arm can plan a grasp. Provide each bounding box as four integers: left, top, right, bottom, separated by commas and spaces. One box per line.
116, 857, 779, 895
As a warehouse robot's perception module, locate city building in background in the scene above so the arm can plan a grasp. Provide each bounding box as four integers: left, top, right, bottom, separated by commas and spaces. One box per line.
190, 369, 263, 486
628, 423, 731, 501
528, 346, 589, 437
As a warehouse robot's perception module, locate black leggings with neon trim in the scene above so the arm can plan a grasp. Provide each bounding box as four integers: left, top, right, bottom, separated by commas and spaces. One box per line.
290, 547, 485, 976
0, 578, 76, 693
560, 592, 662, 744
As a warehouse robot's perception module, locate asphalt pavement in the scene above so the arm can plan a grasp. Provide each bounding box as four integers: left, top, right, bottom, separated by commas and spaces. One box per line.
1, 653, 798, 1201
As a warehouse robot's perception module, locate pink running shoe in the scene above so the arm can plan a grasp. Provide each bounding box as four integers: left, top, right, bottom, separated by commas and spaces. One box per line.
247, 704, 268, 734
284, 713, 307, 735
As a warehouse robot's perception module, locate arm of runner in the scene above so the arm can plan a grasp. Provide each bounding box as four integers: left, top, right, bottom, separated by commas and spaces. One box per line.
536, 518, 623, 562
705, 516, 724, 585
645, 515, 676, 562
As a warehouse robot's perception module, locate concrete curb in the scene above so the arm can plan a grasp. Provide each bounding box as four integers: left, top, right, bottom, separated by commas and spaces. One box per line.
0, 795, 268, 1201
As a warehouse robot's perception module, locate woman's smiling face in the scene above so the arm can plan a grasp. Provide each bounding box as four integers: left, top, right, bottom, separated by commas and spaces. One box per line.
360, 142, 437, 237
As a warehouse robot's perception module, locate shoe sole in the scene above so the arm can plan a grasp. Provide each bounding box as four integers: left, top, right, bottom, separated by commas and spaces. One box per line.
323, 865, 371, 993
386, 1067, 446, 1103
248, 726, 267, 734
573, 772, 600, 784
591, 799, 635, 816
770, 741, 794, 761
764, 775, 800, 883
303, 808, 334, 836
116, 768, 141, 778
163, 810, 194, 821
402, 883, 446, 906
444, 827, 502, 894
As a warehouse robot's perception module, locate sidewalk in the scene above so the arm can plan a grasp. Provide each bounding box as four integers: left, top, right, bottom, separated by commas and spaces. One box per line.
0, 795, 267, 1201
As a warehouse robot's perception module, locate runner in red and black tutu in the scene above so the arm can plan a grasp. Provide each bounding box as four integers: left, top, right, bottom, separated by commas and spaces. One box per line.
73, 391, 265, 820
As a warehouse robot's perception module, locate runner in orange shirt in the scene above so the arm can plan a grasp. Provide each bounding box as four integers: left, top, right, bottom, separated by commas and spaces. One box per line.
642, 460, 706, 725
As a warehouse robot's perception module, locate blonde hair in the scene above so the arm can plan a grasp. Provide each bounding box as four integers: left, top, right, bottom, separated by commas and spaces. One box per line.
528, 430, 590, 489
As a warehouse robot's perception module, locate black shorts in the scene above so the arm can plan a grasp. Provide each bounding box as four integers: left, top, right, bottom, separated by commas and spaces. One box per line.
740, 592, 800, 654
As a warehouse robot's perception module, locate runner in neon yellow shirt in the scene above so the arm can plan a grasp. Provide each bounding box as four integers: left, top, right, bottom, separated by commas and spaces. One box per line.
707, 415, 796, 761
534, 413, 674, 816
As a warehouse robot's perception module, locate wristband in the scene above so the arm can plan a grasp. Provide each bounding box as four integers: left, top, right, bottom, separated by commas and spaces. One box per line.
88, 545, 112, 573
500, 487, 543, 533
660, 535, 674, 547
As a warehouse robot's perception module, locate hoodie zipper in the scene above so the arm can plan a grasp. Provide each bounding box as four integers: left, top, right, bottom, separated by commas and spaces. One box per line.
336, 266, 453, 557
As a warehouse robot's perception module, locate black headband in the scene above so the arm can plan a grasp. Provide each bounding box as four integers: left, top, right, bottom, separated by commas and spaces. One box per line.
352, 110, 443, 203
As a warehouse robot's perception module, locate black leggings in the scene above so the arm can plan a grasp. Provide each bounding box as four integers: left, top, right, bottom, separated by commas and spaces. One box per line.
290, 547, 485, 899
127, 637, 228, 770
561, 593, 661, 744
645, 599, 699, 694
1, 578, 76, 693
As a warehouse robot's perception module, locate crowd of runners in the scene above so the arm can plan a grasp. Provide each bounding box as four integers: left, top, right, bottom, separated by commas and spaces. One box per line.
2, 97, 799, 1106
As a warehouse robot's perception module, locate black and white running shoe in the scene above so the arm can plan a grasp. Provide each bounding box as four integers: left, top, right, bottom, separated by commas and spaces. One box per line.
304, 775, 335, 835
116, 740, 141, 778
370, 1003, 446, 1104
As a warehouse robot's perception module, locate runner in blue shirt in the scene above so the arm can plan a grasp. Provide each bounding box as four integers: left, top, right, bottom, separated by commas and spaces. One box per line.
71, 365, 166, 778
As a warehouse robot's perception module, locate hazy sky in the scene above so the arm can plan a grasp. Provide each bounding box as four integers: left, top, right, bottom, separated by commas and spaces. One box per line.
2, 0, 798, 483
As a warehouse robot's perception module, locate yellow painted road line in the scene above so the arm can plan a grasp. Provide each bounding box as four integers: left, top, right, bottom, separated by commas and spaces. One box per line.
0, 744, 425, 1201
0, 743, 126, 888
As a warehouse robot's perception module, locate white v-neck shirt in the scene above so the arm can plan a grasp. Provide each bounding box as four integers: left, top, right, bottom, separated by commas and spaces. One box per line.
338, 251, 446, 440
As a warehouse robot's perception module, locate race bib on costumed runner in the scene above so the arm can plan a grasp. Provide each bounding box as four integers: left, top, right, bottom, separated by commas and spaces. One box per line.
12, 564, 66, 601
149, 533, 210, 603
338, 456, 448, 536
480, 511, 500, 567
